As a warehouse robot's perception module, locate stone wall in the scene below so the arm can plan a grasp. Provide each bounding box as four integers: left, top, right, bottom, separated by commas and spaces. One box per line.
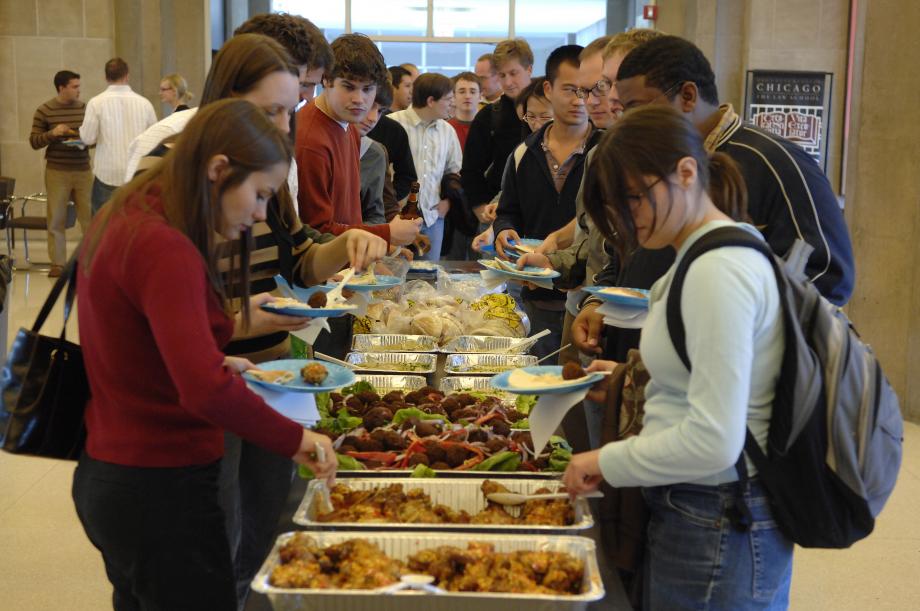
0, 0, 116, 198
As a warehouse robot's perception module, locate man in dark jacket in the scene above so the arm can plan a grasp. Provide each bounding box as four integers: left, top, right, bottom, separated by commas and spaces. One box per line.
493, 45, 603, 359
461, 38, 534, 228
367, 106, 418, 203
572, 35, 856, 359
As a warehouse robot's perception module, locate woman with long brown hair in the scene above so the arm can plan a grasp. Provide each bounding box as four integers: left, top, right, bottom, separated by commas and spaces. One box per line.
564, 105, 793, 609
72, 99, 337, 611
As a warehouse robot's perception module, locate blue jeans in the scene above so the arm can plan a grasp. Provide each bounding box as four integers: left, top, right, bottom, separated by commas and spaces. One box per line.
421, 217, 445, 262
643, 480, 793, 610
91, 177, 117, 214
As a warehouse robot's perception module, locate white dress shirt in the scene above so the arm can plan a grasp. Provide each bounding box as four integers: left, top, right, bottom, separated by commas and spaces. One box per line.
80, 84, 157, 186
124, 107, 197, 181
388, 107, 462, 227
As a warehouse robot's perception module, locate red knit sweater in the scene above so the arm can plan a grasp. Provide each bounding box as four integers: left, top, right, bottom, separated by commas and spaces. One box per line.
77, 187, 304, 467
295, 102, 391, 242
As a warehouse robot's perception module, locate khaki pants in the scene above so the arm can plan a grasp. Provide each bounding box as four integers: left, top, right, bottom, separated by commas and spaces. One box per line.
45, 167, 92, 265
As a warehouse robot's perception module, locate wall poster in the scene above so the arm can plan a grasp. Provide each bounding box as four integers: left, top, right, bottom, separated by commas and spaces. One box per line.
743, 70, 833, 170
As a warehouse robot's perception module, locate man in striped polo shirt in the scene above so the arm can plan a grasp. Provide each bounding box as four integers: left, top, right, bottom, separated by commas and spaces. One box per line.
30, 70, 93, 277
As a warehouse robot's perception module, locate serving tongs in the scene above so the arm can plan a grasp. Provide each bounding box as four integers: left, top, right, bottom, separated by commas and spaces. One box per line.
311, 443, 335, 515
313, 351, 356, 369
486, 490, 604, 506
505, 328, 551, 353
376, 573, 445, 595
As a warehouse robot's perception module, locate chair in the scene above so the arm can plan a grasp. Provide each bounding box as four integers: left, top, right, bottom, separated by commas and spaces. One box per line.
2, 189, 76, 269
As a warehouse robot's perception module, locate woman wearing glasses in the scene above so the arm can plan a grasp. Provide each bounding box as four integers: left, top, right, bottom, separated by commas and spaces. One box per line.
566, 105, 793, 609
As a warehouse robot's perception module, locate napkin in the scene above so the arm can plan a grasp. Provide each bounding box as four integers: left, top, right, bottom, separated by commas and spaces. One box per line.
598, 302, 648, 329
246, 381, 320, 426
292, 318, 331, 345
479, 269, 555, 290
529, 387, 590, 456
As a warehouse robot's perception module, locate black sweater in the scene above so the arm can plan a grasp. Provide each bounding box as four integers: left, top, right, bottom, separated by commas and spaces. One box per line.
494, 122, 603, 301
461, 95, 526, 208
593, 120, 855, 360
367, 115, 417, 201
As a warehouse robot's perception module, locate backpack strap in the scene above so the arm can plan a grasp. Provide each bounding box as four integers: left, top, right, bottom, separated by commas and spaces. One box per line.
665, 225, 777, 532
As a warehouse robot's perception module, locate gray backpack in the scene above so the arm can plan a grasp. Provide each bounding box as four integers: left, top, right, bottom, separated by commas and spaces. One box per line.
668, 226, 903, 548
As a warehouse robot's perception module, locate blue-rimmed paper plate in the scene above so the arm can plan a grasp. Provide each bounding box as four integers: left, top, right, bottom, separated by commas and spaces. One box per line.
260, 300, 357, 318
508, 238, 543, 251
243, 359, 355, 393
490, 365, 606, 395
584, 286, 650, 308
478, 259, 560, 281
340, 274, 403, 292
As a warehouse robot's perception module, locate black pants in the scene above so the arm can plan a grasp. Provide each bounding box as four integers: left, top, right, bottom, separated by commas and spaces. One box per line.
73, 454, 236, 611
218, 433, 294, 610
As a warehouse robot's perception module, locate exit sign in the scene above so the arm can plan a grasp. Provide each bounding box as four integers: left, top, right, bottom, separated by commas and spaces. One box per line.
643, 5, 658, 20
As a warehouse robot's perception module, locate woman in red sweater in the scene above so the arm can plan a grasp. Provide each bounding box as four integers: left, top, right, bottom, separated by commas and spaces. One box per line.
72, 98, 336, 611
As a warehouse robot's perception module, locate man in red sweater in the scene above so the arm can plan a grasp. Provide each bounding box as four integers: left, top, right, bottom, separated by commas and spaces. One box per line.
296, 34, 421, 247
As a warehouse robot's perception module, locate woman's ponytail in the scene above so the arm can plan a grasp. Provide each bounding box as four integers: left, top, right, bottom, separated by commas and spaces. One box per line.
708, 151, 749, 223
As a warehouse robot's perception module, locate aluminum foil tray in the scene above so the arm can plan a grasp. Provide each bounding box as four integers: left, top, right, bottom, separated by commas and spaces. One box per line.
440, 335, 532, 354
351, 334, 439, 353
294, 477, 593, 533
444, 353, 537, 375
345, 352, 437, 374
352, 375, 427, 393
438, 376, 517, 404
251, 531, 604, 611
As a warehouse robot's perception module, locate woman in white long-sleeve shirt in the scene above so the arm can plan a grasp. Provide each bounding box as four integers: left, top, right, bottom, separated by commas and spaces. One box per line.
565, 105, 793, 610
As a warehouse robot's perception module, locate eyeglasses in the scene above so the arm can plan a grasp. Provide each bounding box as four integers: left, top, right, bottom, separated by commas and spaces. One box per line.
523, 113, 553, 123
625, 176, 664, 209
574, 79, 612, 100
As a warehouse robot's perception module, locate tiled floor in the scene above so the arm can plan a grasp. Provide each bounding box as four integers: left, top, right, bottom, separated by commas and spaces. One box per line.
1, 252, 918, 610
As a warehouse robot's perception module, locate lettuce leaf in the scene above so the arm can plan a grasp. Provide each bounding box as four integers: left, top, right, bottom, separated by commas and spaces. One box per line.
299, 452, 366, 479
316, 409, 362, 435
515, 394, 537, 415
391, 407, 444, 425
549, 435, 573, 452
511, 418, 530, 430
547, 447, 572, 472
472, 450, 522, 472
315, 392, 332, 419
409, 463, 437, 478
341, 380, 375, 397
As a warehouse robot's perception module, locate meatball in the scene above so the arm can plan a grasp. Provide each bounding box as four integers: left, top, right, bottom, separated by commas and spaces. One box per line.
382, 390, 405, 404
419, 402, 446, 416
451, 407, 480, 421
485, 438, 508, 454
338, 444, 357, 454
430, 461, 451, 471
342, 435, 362, 448
440, 397, 461, 416
562, 361, 586, 380
511, 431, 534, 452
404, 391, 425, 405
422, 440, 448, 464
373, 429, 407, 451
444, 446, 470, 468
356, 391, 381, 404
307, 291, 327, 308
453, 393, 477, 407
407, 452, 429, 467
362, 406, 393, 431
501, 408, 526, 423
400, 417, 420, 432
414, 421, 442, 438
467, 428, 488, 444
354, 437, 384, 452
301, 363, 328, 385
490, 419, 511, 438
330, 392, 344, 403
345, 396, 365, 414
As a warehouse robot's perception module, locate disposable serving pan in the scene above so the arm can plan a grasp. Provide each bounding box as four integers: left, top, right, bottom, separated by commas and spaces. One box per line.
351, 334, 439, 353
352, 375, 427, 393
293, 477, 593, 533
439, 376, 518, 404
444, 353, 538, 375
440, 335, 532, 354
251, 531, 604, 611
345, 352, 437, 374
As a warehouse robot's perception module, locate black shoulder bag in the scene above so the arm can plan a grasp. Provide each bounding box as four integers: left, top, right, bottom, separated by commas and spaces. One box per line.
1, 253, 89, 459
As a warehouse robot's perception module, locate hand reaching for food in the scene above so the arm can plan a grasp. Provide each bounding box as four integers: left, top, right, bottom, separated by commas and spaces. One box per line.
292, 430, 337, 485
471, 226, 494, 252
585, 360, 619, 403
224, 356, 258, 374
562, 449, 603, 496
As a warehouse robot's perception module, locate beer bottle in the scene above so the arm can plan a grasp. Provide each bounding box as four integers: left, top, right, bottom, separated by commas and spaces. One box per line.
401, 181, 421, 219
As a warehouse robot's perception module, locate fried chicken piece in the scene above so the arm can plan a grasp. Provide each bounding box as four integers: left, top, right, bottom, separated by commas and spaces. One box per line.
301, 362, 328, 385
470, 503, 516, 525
